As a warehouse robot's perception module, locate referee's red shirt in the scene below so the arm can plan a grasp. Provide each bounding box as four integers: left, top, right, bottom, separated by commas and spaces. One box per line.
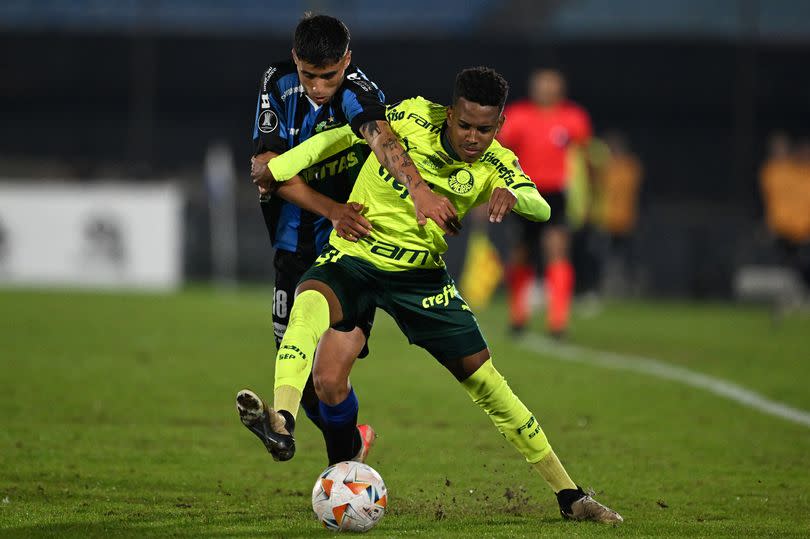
497, 100, 592, 193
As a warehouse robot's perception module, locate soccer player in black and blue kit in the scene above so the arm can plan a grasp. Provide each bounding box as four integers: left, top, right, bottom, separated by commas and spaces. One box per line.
237, 14, 459, 466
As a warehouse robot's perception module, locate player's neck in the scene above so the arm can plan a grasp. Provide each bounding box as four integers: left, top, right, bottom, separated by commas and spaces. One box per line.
536, 99, 561, 109
440, 126, 462, 162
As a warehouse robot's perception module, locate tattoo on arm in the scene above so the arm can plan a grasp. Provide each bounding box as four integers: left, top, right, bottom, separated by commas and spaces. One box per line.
363, 120, 425, 191
360, 120, 382, 141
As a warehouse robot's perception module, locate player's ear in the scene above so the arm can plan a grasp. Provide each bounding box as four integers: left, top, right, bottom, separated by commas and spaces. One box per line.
343, 49, 352, 68
446, 106, 454, 123
495, 113, 505, 134
291, 49, 299, 66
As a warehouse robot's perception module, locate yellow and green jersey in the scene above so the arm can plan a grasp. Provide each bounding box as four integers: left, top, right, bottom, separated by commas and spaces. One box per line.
269, 96, 550, 271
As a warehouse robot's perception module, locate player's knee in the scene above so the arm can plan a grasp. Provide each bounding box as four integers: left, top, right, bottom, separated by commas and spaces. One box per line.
462, 349, 492, 379
296, 280, 343, 325
312, 329, 363, 403
445, 348, 491, 382
510, 245, 529, 266
312, 368, 350, 405
544, 228, 569, 260
343, 327, 367, 354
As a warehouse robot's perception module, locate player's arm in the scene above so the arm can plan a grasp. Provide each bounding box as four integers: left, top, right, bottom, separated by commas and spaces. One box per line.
488, 182, 551, 223
248, 73, 294, 194
340, 75, 459, 234
276, 178, 372, 241
478, 152, 550, 223
252, 149, 371, 241
251, 66, 293, 192
568, 105, 596, 218
251, 125, 374, 241
358, 119, 460, 234
249, 68, 370, 240
251, 125, 362, 188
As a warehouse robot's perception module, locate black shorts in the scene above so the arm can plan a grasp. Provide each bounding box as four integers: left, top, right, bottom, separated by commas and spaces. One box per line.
301, 245, 488, 364
273, 249, 374, 358
518, 190, 568, 250
521, 190, 567, 237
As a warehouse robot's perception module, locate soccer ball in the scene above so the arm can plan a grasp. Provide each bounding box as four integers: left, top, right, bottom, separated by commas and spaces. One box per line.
311, 461, 388, 532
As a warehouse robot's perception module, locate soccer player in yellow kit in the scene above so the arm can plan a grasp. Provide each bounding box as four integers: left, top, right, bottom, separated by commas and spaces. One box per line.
244, 67, 622, 523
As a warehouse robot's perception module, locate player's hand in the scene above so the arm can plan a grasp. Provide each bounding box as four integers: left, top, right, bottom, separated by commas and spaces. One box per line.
488, 187, 517, 223
250, 155, 276, 195
411, 185, 461, 235
329, 202, 372, 243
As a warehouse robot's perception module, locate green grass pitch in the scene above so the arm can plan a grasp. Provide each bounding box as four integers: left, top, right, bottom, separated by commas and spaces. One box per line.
1, 288, 809, 537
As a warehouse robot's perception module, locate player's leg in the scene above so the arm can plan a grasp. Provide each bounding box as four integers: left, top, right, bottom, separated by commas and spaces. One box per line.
424, 333, 580, 504
236, 278, 340, 461
543, 224, 574, 338
257, 247, 368, 461
270, 251, 327, 432
271, 277, 343, 426
237, 250, 331, 459
312, 326, 376, 464
387, 268, 620, 523
792, 241, 810, 290
505, 220, 537, 334
429, 340, 622, 523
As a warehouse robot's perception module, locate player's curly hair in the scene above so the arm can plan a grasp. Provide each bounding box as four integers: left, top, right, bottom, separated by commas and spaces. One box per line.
453, 67, 509, 111
294, 13, 350, 68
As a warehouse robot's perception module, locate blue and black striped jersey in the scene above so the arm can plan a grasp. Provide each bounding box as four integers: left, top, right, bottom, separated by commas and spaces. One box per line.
253, 60, 385, 260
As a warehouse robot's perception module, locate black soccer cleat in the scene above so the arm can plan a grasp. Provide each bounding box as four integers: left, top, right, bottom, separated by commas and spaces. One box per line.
236, 389, 296, 461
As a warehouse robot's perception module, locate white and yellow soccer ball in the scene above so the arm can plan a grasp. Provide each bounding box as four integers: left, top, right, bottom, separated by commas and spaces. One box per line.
311, 461, 388, 532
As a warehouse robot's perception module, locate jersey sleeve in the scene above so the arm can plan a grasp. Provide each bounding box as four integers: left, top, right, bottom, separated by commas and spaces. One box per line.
509, 180, 551, 222
268, 125, 363, 182
339, 68, 387, 137
252, 66, 288, 155
478, 149, 551, 222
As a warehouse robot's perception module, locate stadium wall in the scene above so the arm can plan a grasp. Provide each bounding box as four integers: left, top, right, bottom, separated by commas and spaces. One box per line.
3, 32, 809, 297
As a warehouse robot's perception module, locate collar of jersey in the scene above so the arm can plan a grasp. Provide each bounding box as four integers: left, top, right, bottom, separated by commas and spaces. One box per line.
305, 94, 323, 111
439, 123, 463, 163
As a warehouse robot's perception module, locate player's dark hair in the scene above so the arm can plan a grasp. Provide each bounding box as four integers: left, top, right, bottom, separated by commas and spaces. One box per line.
453, 67, 509, 111
294, 13, 350, 68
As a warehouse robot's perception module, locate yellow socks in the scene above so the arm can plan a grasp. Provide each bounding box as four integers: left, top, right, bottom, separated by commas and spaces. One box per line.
461, 359, 552, 462
533, 449, 577, 493
461, 359, 576, 493
273, 385, 303, 420
273, 290, 330, 418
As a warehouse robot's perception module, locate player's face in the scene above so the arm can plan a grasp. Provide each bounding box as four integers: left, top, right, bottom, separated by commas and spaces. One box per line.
292, 49, 352, 106
446, 97, 505, 163
530, 70, 565, 106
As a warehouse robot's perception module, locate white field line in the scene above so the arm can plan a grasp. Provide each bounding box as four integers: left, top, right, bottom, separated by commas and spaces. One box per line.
519, 334, 810, 429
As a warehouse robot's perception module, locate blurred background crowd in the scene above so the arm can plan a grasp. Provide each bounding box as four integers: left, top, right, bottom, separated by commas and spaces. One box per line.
1, 0, 809, 318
